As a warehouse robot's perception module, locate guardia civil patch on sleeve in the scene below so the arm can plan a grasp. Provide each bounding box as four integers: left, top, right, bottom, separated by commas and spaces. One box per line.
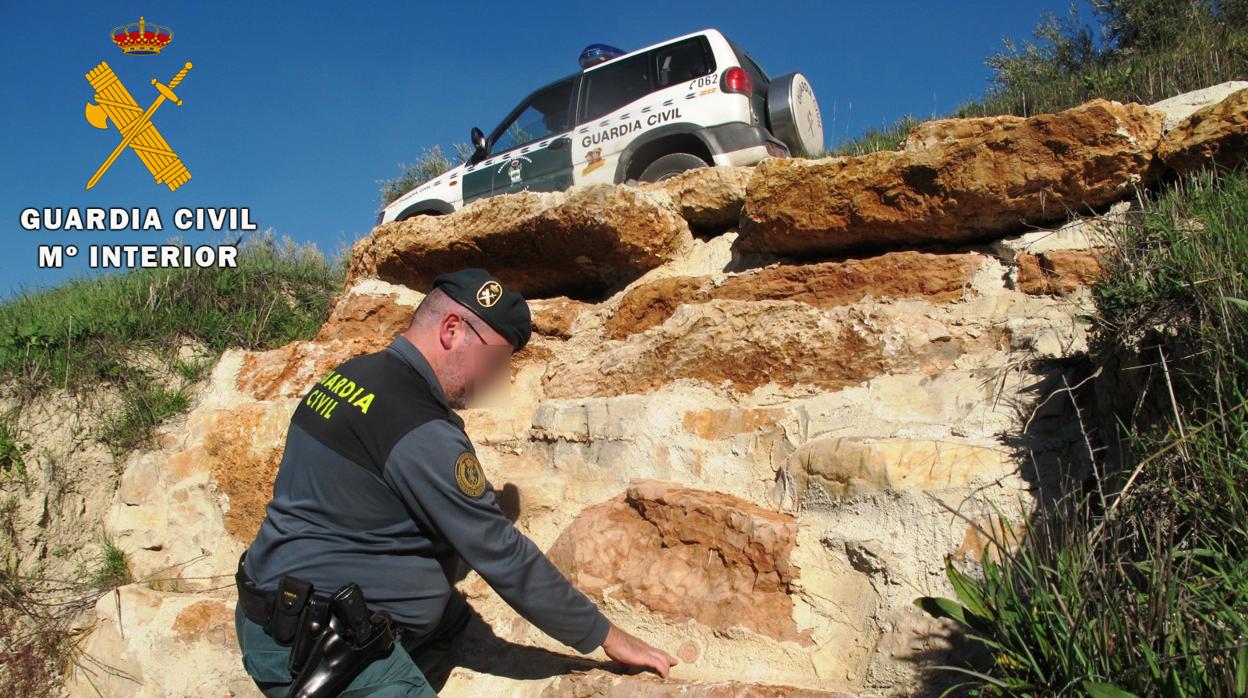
454, 451, 486, 497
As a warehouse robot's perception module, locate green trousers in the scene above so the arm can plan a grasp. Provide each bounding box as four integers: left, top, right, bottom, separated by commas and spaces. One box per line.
233, 593, 469, 697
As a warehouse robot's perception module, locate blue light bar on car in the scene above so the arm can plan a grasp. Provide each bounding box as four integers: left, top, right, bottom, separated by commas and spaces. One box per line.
579, 44, 626, 69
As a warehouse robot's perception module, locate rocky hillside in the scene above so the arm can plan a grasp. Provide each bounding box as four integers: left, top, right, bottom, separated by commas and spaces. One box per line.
62, 83, 1248, 697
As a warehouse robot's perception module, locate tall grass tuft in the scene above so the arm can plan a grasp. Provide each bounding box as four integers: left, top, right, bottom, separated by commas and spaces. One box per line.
831, 0, 1248, 157
916, 167, 1248, 696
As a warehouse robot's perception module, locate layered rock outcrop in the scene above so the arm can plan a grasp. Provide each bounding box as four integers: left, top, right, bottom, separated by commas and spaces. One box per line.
1159, 87, 1248, 174
61, 84, 1248, 697
346, 184, 694, 297
736, 99, 1163, 257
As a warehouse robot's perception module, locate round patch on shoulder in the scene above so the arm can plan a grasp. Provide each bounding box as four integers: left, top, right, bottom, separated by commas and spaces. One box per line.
454, 451, 486, 497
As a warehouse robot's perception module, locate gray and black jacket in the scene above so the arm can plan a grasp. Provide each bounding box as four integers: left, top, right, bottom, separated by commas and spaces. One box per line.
241, 334, 610, 654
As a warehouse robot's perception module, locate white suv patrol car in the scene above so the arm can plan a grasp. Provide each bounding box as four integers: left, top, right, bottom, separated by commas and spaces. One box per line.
378, 28, 822, 223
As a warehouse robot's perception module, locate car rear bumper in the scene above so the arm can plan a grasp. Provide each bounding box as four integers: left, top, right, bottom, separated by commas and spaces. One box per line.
702, 122, 790, 165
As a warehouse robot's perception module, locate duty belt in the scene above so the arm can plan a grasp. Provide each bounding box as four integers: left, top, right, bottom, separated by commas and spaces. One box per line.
235, 551, 331, 643
235, 551, 399, 697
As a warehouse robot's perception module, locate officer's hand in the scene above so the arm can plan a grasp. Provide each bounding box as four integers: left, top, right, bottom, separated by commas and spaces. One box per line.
600, 623, 679, 679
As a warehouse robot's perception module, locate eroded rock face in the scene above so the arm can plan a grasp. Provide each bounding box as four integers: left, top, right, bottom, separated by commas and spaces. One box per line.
543, 298, 983, 398
315, 291, 414, 341
773, 437, 1018, 510
1158, 87, 1248, 174
1014, 248, 1109, 295
737, 99, 1163, 257
531, 296, 594, 339
638, 165, 753, 231
1150, 80, 1248, 132
346, 184, 693, 298
604, 251, 983, 339
236, 337, 387, 401
548, 480, 809, 644
64, 586, 253, 698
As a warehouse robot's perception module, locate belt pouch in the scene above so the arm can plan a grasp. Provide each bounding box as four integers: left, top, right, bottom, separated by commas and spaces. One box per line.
271, 575, 312, 645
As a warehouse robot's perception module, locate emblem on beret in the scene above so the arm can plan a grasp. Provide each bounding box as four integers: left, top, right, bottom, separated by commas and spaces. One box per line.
476, 280, 502, 308
455, 451, 486, 497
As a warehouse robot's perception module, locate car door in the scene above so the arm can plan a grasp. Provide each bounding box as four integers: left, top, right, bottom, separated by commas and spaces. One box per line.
484, 76, 578, 197
570, 49, 654, 185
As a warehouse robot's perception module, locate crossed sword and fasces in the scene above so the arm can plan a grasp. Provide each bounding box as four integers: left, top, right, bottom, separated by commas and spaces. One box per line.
84, 61, 192, 191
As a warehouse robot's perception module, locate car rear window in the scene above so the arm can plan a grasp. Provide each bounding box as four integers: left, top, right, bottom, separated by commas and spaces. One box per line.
580, 52, 651, 122
654, 36, 715, 89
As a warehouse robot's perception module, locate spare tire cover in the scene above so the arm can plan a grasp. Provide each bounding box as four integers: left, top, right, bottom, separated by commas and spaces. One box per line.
766, 72, 824, 157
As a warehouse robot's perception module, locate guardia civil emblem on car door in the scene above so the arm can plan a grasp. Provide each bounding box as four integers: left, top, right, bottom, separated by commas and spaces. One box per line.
500, 156, 531, 186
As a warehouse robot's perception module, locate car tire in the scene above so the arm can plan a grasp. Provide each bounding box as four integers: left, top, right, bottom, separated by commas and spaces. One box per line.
638, 152, 709, 182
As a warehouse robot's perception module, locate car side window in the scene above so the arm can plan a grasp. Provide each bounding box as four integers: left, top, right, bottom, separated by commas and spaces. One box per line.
654, 37, 714, 89
491, 78, 576, 154
580, 52, 651, 123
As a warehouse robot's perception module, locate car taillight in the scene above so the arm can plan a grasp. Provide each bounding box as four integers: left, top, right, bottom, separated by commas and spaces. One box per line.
721, 66, 753, 94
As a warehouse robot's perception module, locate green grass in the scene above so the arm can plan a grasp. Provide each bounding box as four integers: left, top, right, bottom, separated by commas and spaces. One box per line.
916, 166, 1248, 697
0, 534, 134, 695
957, 3, 1248, 120
86, 536, 132, 591
0, 230, 343, 459
99, 374, 190, 458
828, 1, 1248, 157
0, 410, 28, 483
818, 114, 921, 158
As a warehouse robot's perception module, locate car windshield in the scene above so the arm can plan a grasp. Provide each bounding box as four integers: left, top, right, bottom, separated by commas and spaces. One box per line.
491, 77, 575, 154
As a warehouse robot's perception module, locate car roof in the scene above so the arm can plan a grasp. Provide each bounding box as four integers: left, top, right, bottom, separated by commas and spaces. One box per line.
583, 28, 725, 73
485, 28, 730, 145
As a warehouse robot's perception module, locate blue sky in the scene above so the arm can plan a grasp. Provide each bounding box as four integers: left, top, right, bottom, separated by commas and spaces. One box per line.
0, 1, 1095, 300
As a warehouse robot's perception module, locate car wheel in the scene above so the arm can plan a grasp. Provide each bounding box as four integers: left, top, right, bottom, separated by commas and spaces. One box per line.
638, 152, 709, 182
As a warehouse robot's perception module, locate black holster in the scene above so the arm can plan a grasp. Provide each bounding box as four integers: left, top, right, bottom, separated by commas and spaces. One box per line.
288, 582, 395, 698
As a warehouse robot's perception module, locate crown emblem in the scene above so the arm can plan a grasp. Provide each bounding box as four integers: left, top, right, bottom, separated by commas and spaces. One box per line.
111, 16, 173, 55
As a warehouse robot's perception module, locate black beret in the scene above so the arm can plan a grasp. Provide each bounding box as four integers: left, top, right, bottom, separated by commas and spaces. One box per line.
430, 268, 531, 351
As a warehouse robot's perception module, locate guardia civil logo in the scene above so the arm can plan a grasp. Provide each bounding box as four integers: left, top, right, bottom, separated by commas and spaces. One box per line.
476, 280, 502, 308
455, 452, 486, 497
83, 16, 193, 191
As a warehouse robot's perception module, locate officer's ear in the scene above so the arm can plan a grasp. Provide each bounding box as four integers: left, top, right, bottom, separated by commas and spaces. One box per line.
437, 312, 463, 351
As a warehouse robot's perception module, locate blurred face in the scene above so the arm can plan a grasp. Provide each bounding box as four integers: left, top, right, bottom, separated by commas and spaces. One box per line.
442, 311, 513, 408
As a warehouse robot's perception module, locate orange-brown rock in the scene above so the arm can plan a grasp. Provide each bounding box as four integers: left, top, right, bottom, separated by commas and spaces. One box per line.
236, 337, 388, 401
638, 165, 753, 231
544, 300, 968, 398
1158, 87, 1248, 174
682, 407, 786, 440
530, 296, 593, 339
548, 480, 810, 644
171, 600, 236, 648
1015, 248, 1108, 294
737, 99, 1163, 257
605, 251, 982, 339
203, 404, 283, 541
315, 292, 413, 341
346, 184, 692, 298
547, 301, 887, 397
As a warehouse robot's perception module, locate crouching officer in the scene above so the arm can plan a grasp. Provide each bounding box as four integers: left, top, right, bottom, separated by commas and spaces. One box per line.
234, 268, 678, 696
